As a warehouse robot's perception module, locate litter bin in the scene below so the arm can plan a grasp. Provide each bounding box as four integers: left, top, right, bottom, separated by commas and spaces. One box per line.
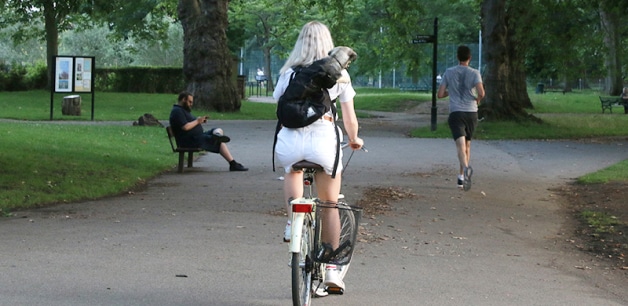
535, 83, 544, 94
236, 75, 246, 99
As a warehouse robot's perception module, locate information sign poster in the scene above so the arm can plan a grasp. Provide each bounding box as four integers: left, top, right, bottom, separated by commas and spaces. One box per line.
74, 57, 92, 92
55, 57, 74, 92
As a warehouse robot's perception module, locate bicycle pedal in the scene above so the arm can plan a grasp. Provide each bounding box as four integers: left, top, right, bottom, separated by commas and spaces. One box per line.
314, 287, 328, 297
326, 286, 344, 295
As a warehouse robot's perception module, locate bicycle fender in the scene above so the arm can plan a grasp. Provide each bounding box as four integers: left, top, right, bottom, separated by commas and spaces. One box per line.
289, 213, 305, 253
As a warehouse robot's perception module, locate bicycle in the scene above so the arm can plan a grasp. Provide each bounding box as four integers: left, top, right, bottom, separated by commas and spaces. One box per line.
288, 144, 364, 306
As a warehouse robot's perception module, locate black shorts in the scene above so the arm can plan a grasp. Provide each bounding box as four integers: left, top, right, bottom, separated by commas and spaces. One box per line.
448, 112, 478, 140
198, 128, 222, 153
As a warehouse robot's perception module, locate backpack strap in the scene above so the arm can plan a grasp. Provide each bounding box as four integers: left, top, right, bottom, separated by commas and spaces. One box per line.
330, 99, 340, 179
272, 68, 300, 172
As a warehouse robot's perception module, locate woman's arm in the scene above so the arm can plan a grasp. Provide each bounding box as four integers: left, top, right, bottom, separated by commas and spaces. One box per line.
340, 100, 363, 150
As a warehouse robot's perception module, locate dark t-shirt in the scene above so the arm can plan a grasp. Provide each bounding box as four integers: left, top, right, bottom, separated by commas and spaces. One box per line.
169, 104, 203, 148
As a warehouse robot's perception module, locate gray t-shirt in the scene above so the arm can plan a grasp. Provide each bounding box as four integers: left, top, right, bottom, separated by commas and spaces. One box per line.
441, 65, 482, 112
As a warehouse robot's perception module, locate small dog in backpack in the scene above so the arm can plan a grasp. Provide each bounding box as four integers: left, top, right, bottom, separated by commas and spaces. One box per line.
308, 46, 358, 89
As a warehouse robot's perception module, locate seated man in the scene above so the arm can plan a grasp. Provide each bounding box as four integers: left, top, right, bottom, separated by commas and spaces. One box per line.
169, 91, 248, 171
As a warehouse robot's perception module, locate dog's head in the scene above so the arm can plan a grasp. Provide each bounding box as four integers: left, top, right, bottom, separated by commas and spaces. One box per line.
328, 46, 357, 69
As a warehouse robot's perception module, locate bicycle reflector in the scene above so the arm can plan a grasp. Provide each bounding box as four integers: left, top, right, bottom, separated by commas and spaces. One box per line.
292, 203, 313, 213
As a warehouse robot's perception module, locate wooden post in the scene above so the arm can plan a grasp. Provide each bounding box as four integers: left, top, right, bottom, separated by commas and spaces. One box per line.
62, 95, 81, 116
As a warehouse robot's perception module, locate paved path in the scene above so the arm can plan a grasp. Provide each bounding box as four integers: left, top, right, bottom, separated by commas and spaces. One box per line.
1, 117, 627, 305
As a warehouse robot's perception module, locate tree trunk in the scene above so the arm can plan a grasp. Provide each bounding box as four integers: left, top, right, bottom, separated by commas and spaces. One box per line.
479, 0, 535, 122
263, 46, 274, 91
43, 0, 59, 90
599, 2, 623, 96
178, 0, 240, 112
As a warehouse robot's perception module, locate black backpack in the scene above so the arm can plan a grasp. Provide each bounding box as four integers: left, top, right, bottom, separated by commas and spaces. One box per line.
276, 66, 332, 128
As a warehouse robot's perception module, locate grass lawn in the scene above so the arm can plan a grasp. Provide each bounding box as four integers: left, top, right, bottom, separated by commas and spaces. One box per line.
1, 88, 627, 212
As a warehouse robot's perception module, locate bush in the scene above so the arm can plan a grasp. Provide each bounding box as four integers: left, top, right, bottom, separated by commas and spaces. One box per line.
25, 61, 48, 89
0, 63, 185, 93
0, 61, 47, 91
95, 67, 185, 93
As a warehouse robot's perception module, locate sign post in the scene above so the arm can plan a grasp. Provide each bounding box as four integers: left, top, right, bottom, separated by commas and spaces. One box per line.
412, 18, 438, 131
50, 56, 95, 120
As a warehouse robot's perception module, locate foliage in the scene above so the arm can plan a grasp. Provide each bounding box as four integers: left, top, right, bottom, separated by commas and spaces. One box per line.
0, 61, 47, 91
95, 67, 185, 93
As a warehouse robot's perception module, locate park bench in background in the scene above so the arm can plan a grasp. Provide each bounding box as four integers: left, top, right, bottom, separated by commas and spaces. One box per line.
543, 86, 569, 94
399, 84, 431, 92
166, 126, 203, 173
598, 96, 625, 114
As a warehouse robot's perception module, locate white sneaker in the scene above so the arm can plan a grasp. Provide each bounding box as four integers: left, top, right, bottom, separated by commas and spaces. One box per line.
324, 265, 345, 290
283, 222, 291, 242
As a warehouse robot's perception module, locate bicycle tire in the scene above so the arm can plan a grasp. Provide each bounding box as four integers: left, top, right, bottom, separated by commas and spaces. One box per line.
336, 202, 356, 279
292, 213, 314, 306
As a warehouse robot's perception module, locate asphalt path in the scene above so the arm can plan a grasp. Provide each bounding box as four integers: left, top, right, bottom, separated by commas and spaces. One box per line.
1, 116, 628, 306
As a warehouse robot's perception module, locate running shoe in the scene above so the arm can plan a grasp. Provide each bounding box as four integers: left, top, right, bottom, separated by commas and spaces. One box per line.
463, 166, 473, 191
324, 264, 345, 291
283, 222, 291, 242
457, 178, 464, 189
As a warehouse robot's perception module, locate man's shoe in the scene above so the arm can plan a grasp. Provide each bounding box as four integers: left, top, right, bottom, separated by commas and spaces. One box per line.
283, 222, 291, 242
229, 161, 248, 171
212, 130, 231, 143
324, 265, 345, 292
457, 178, 464, 189
215, 135, 230, 143
463, 166, 473, 191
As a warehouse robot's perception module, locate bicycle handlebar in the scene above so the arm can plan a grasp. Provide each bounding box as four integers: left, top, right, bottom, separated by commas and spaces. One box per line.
340, 141, 368, 152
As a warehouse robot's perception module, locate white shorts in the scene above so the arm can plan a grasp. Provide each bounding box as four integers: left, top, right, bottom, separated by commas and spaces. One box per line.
275, 119, 343, 175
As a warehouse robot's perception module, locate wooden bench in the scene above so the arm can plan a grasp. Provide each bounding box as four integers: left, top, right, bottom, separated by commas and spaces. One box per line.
399, 84, 431, 92
598, 96, 625, 114
166, 126, 203, 173
543, 86, 568, 94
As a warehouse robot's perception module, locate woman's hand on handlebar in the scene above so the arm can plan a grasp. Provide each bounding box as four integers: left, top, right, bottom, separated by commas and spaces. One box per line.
349, 137, 364, 151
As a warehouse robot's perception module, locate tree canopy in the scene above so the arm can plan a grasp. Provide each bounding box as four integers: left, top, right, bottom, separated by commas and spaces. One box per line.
1, 0, 627, 114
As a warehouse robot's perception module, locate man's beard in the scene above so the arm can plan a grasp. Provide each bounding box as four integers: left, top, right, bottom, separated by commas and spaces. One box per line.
182, 104, 192, 112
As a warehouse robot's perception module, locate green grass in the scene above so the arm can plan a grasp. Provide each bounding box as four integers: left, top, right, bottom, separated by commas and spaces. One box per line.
0, 123, 172, 211
1, 88, 627, 212
580, 210, 621, 234
0, 90, 277, 121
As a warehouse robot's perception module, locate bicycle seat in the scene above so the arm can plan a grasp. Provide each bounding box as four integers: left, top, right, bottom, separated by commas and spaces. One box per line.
292, 160, 324, 172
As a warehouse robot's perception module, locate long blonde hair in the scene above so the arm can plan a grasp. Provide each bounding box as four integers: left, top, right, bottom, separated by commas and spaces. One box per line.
280, 21, 335, 74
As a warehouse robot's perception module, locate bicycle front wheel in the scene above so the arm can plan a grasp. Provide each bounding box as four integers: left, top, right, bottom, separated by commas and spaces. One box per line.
292, 214, 314, 306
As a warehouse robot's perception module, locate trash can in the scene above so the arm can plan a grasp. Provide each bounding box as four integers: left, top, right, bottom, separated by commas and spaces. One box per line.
535, 83, 544, 94
236, 75, 246, 99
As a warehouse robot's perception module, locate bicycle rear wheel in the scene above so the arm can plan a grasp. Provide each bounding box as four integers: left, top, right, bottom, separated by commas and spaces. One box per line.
292, 214, 314, 306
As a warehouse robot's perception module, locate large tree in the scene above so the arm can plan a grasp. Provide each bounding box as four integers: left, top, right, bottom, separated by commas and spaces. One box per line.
598, 0, 626, 95
479, 0, 534, 121
179, 0, 239, 111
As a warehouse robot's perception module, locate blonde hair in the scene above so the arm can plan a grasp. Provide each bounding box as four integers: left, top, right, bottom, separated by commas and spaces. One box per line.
280, 21, 335, 74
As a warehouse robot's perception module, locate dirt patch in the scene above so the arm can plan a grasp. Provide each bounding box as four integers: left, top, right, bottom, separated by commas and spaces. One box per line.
355, 186, 416, 217
552, 182, 628, 271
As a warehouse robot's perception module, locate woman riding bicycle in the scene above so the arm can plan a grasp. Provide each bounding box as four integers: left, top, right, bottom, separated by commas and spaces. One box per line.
273, 21, 364, 291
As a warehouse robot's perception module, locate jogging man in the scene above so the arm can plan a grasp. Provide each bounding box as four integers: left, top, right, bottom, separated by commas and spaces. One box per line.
437, 45, 485, 191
